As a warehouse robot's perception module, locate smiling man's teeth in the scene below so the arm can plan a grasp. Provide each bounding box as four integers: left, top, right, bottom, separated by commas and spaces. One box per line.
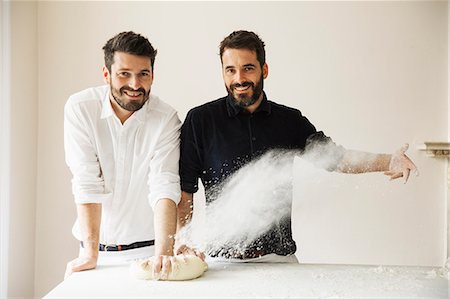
125, 91, 141, 97
235, 86, 250, 91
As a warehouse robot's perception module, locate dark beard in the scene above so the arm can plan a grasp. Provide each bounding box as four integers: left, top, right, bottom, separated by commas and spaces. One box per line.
110, 85, 150, 112
227, 75, 264, 108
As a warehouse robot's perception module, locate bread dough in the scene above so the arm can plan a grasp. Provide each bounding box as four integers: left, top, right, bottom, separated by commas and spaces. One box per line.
130, 255, 208, 281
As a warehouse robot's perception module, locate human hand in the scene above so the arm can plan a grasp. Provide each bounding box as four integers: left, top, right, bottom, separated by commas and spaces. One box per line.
384, 143, 419, 183
64, 255, 98, 279
176, 244, 205, 261
150, 255, 177, 280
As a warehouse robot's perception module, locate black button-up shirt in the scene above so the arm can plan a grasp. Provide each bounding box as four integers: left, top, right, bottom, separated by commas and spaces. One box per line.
180, 93, 338, 258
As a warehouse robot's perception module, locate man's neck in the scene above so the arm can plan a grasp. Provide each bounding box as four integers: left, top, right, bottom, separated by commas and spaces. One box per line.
244, 94, 264, 114
110, 98, 133, 124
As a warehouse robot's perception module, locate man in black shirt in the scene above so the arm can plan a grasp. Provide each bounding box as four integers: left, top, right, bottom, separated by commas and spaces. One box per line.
178, 30, 417, 262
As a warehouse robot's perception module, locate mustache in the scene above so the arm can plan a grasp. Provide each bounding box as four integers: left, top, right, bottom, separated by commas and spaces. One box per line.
120, 86, 146, 94
231, 82, 254, 89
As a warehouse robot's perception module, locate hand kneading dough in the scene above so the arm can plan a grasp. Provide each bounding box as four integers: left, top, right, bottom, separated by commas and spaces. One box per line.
130, 255, 208, 281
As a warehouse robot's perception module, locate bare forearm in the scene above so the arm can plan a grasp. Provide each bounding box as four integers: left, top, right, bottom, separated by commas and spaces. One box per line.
76, 203, 101, 258
337, 150, 391, 174
177, 191, 194, 231
154, 199, 177, 256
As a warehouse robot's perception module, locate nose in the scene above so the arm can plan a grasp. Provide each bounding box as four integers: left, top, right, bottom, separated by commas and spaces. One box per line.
234, 70, 246, 84
128, 75, 141, 90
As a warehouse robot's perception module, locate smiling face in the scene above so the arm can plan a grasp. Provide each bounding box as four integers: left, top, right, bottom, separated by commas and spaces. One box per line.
103, 51, 153, 118
222, 48, 268, 113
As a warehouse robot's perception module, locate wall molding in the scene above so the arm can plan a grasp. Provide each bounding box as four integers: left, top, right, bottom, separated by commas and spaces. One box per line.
419, 142, 450, 157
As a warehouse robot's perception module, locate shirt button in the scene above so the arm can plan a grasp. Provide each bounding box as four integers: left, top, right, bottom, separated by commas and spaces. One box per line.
252, 137, 256, 141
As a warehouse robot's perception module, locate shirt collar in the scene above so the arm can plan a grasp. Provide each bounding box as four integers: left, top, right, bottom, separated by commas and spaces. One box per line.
101, 89, 115, 119
101, 88, 149, 123
226, 92, 271, 117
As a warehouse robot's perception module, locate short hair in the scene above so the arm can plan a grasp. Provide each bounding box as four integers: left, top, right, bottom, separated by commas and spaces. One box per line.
219, 30, 266, 67
102, 31, 157, 72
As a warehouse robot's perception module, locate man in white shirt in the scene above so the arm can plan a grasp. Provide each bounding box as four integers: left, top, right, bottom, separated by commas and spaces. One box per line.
64, 31, 180, 280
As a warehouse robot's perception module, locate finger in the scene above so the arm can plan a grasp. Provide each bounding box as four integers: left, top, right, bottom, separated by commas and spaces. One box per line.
182, 248, 196, 256
176, 245, 186, 255
399, 143, 409, 154
384, 171, 395, 176
195, 250, 206, 261
180, 254, 189, 264
403, 168, 410, 184
70, 260, 88, 272
160, 257, 171, 280
152, 256, 162, 280
170, 256, 179, 271
408, 161, 419, 176
389, 172, 403, 180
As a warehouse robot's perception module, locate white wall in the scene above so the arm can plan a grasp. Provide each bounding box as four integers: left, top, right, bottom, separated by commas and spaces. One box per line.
9, 1, 444, 297
6, 2, 38, 298
289, 2, 447, 266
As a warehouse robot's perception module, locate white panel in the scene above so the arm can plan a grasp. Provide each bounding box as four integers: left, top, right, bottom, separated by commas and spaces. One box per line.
0, 2, 11, 299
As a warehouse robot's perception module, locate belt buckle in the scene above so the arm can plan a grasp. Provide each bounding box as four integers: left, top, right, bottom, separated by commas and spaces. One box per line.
104, 244, 117, 251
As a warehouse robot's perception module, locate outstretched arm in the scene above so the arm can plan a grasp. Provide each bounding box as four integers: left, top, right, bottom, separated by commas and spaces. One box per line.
336, 143, 418, 183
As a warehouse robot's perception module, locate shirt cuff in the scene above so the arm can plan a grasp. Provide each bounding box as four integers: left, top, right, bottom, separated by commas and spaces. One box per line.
150, 191, 181, 210
74, 192, 112, 204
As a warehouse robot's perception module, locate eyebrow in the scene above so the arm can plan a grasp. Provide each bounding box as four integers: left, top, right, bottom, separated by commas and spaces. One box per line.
224, 63, 256, 70
117, 68, 151, 73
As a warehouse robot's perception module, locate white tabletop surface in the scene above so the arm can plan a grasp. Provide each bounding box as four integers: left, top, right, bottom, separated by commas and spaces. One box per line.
44, 262, 448, 298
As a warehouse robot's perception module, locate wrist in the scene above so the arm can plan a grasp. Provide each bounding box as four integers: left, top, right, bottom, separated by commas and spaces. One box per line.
382, 154, 392, 171
81, 240, 99, 258
155, 240, 175, 256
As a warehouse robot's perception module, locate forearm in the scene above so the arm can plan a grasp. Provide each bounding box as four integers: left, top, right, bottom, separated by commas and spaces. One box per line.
154, 199, 177, 256
177, 191, 194, 231
336, 150, 391, 174
76, 203, 101, 258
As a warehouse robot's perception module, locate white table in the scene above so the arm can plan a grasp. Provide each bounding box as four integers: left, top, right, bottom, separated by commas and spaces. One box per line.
44, 262, 448, 298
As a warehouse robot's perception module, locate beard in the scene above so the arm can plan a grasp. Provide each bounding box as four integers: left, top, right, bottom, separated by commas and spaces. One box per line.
227, 75, 264, 108
110, 84, 150, 112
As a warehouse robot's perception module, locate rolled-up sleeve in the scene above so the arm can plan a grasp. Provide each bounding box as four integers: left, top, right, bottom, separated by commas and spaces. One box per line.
64, 99, 111, 204
148, 111, 182, 209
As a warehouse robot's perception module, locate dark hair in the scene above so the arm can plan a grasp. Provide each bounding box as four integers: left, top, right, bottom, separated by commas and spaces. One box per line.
102, 31, 157, 72
219, 30, 266, 67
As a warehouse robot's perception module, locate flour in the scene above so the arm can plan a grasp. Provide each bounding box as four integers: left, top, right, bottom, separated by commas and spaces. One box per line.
177, 138, 345, 256
177, 149, 298, 254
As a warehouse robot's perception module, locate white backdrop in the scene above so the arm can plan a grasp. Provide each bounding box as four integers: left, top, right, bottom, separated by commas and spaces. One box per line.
5, 1, 446, 297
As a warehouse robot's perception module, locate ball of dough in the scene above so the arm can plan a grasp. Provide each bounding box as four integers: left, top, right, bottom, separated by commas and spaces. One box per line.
130, 255, 208, 281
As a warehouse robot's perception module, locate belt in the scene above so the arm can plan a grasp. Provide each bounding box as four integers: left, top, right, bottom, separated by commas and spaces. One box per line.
80, 240, 155, 251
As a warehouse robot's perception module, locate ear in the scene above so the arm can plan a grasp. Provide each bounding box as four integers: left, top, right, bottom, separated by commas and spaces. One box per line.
102, 66, 111, 84
262, 63, 268, 79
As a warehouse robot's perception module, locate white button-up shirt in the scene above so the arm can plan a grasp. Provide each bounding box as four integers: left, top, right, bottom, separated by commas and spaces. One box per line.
64, 85, 181, 245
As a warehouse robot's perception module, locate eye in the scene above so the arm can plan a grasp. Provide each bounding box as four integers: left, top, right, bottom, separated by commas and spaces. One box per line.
225, 68, 235, 75
244, 66, 255, 72
118, 71, 130, 78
